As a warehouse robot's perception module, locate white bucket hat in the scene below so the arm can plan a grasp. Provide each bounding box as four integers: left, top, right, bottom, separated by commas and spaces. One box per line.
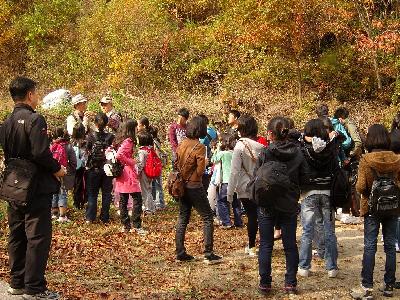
71, 94, 87, 106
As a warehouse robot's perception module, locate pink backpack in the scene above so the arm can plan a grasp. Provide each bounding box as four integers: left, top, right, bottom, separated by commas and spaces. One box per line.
50, 141, 68, 167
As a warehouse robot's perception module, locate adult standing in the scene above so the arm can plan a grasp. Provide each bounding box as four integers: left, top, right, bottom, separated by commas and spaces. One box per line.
0, 77, 66, 299
351, 124, 400, 299
227, 109, 241, 139
99, 95, 122, 133
227, 114, 264, 256
168, 107, 189, 166
66, 94, 95, 136
175, 116, 222, 264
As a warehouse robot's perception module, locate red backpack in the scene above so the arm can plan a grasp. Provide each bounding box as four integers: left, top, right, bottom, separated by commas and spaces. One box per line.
143, 147, 162, 179
50, 141, 68, 167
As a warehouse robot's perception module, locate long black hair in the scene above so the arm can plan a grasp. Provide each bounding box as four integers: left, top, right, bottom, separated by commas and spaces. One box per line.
267, 117, 289, 141
139, 116, 158, 139
114, 119, 137, 146
304, 119, 329, 141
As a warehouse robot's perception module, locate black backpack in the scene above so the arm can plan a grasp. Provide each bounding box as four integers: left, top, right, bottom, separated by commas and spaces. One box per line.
89, 133, 108, 168
368, 170, 400, 217
330, 167, 351, 209
247, 159, 300, 214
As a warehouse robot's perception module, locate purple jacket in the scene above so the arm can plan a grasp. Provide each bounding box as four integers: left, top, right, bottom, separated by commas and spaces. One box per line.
114, 138, 141, 193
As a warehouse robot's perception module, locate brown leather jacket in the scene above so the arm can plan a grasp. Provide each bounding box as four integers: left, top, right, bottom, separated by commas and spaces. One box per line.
175, 138, 206, 188
356, 151, 400, 216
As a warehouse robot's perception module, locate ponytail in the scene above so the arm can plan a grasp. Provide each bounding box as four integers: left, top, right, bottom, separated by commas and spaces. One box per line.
267, 117, 290, 141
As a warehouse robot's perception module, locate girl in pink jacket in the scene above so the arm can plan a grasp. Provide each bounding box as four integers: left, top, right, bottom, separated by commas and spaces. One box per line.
114, 119, 146, 235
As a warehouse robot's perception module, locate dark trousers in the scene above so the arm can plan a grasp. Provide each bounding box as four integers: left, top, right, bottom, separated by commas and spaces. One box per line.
258, 208, 298, 287
73, 167, 86, 209
240, 198, 258, 248
176, 187, 214, 257
119, 192, 143, 230
8, 195, 52, 294
361, 215, 397, 288
86, 168, 113, 222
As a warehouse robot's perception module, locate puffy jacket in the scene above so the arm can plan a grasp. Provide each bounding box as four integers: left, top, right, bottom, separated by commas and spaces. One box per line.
301, 139, 339, 192
356, 150, 400, 216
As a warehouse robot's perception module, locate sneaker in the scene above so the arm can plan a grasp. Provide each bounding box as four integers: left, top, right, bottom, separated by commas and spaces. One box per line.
7, 286, 24, 295
221, 224, 233, 229
328, 269, 339, 278
341, 215, 362, 224
213, 217, 222, 226
128, 210, 133, 217
379, 284, 393, 297
396, 243, 400, 253
120, 226, 130, 233
284, 285, 297, 295
57, 216, 70, 223
204, 253, 223, 265
350, 285, 374, 300
245, 246, 257, 257
132, 227, 147, 235
22, 290, 60, 299
298, 268, 310, 277
258, 283, 272, 295
176, 253, 195, 262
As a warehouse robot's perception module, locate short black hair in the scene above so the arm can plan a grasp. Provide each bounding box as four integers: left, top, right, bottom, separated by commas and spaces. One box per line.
9, 76, 37, 102
94, 112, 108, 132
267, 116, 289, 141
198, 114, 209, 125
316, 104, 329, 118
137, 130, 154, 147
229, 109, 241, 119
334, 107, 349, 119
237, 114, 258, 138
51, 126, 68, 140
219, 133, 236, 151
186, 116, 207, 139
304, 119, 329, 141
320, 116, 334, 132
178, 107, 190, 120
365, 124, 391, 152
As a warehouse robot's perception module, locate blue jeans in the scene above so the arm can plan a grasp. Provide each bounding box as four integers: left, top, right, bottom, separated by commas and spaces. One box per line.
86, 168, 113, 223
396, 217, 400, 246
258, 208, 298, 286
299, 194, 338, 271
152, 176, 165, 209
361, 215, 397, 288
217, 184, 242, 226
52, 187, 68, 208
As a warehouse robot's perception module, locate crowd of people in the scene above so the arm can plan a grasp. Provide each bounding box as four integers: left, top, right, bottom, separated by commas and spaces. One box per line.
1, 76, 400, 299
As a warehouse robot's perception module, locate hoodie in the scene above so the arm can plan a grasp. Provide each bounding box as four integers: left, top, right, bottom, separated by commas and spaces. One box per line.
301, 138, 339, 193
260, 140, 308, 186
356, 151, 400, 216
331, 118, 352, 150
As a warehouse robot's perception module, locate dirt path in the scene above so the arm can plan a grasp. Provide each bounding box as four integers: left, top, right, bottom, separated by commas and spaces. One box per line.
1, 206, 399, 299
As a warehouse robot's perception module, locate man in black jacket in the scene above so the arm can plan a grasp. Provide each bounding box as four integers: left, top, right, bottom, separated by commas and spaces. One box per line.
0, 77, 66, 299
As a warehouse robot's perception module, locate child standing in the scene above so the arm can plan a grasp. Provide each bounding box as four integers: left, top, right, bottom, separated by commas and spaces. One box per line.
50, 127, 77, 222
211, 133, 242, 228
114, 119, 146, 234
137, 130, 159, 214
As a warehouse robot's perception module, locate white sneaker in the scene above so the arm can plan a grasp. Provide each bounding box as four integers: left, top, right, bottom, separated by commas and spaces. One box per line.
244, 246, 257, 257
7, 286, 24, 295
132, 227, 147, 236
57, 216, 70, 223
328, 269, 338, 278
341, 215, 362, 224
298, 268, 310, 277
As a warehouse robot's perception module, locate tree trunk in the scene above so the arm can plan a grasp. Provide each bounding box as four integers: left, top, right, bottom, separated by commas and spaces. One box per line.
372, 51, 382, 90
